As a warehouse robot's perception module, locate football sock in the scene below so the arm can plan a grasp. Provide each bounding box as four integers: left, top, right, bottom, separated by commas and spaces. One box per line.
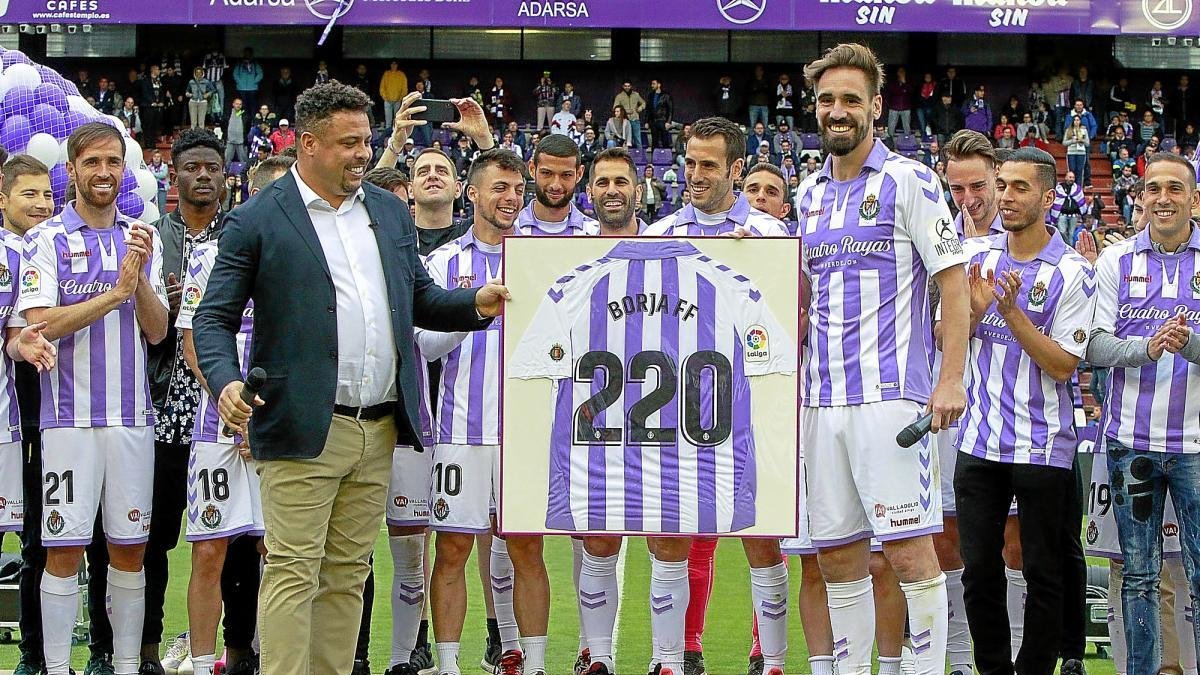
436, 642, 461, 675
520, 635, 547, 674
899, 574, 948, 675
1108, 562, 1127, 675
810, 656, 836, 675
107, 566, 147, 675
1005, 567, 1027, 660
878, 656, 903, 675
579, 550, 619, 668
572, 537, 586, 652
750, 562, 789, 668
1167, 558, 1198, 675
390, 534, 425, 667
944, 568, 972, 674
827, 576, 875, 675
684, 537, 717, 652
750, 612, 762, 658
650, 556, 689, 674
192, 654, 216, 675
41, 571, 78, 675
489, 538, 519, 651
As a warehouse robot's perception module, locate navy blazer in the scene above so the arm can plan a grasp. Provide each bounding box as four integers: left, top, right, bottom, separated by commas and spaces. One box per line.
193, 170, 488, 460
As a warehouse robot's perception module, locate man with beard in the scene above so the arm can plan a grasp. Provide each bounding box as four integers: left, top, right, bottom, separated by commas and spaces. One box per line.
955, 147, 1096, 675
515, 134, 599, 236
422, 150, 529, 675
587, 147, 646, 235
18, 122, 169, 675
793, 44, 970, 675
645, 117, 788, 237
0, 155, 61, 675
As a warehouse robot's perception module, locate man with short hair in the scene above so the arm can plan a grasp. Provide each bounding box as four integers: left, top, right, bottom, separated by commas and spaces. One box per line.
613, 82, 646, 150
0, 154, 60, 675
795, 44, 970, 675
225, 98, 248, 165
515, 135, 599, 236
552, 100, 577, 137
232, 49, 263, 125
194, 82, 504, 675
176, 136, 272, 675
956, 146, 1097, 675
587, 147, 647, 236
645, 117, 788, 237
1088, 153, 1200, 675
247, 156, 295, 196
19, 122, 170, 675
425, 149, 529, 675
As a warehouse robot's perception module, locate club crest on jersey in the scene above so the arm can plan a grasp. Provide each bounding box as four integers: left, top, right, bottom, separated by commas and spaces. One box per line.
744, 325, 770, 362
201, 504, 222, 529
858, 195, 880, 220
1028, 281, 1048, 307
1086, 520, 1098, 545
20, 267, 39, 295
549, 343, 565, 361
432, 498, 450, 521
1074, 329, 1087, 344
0, 264, 11, 287
46, 509, 64, 535
1191, 273, 1200, 295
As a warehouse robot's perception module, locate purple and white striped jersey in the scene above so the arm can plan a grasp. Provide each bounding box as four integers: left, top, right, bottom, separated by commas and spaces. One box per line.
176, 242, 252, 445
0, 229, 28, 444
1094, 227, 1200, 453
957, 232, 1096, 468
795, 139, 964, 408
510, 240, 796, 534
643, 193, 789, 237
516, 203, 599, 236
17, 204, 167, 429
424, 229, 504, 445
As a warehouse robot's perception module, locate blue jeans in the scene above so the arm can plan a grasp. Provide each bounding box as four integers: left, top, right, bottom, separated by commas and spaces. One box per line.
1067, 153, 1087, 185
630, 119, 643, 149
749, 105, 770, 129
1107, 441, 1200, 675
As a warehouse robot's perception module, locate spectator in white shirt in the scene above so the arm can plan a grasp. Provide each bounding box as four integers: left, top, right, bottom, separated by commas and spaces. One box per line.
550, 100, 577, 136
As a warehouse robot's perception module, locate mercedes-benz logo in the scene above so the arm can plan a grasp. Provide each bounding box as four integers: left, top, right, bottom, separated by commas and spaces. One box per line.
1143, 0, 1192, 31
306, 0, 355, 21
717, 0, 767, 24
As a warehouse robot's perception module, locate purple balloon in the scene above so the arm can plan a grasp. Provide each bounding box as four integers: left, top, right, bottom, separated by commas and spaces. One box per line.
120, 167, 137, 194
0, 50, 31, 68
49, 164, 69, 206
28, 104, 65, 137
117, 192, 145, 219
61, 80, 81, 97
3, 86, 37, 119
61, 110, 91, 138
33, 83, 69, 113
1, 116, 33, 155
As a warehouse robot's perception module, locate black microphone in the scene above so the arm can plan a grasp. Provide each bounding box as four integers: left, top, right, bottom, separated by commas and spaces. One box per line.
896, 412, 935, 449
223, 367, 267, 438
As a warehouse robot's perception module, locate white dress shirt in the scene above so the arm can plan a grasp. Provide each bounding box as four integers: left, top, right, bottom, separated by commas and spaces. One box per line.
293, 166, 397, 408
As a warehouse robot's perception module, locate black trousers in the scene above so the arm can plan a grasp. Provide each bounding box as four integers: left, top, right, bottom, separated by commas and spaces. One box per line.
357, 561, 375, 661
18, 429, 45, 659
220, 534, 262, 650
1060, 458, 1087, 662
956, 452, 1075, 675
651, 120, 671, 149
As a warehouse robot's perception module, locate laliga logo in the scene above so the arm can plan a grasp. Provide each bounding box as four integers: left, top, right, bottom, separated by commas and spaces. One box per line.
1144, 0, 1192, 31
718, 0, 766, 24
746, 328, 767, 350
305, 0, 354, 20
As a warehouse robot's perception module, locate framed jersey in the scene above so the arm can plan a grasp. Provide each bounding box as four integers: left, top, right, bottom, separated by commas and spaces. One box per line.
501, 237, 802, 537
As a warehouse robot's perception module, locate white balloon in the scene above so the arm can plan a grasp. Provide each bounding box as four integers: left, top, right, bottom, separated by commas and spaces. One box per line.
58, 138, 70, 165
139, 201, 160, 223
66, 95, 93, 115
106, 114, 130, 138
134, 169, 158, 202
25, 133, 60, 168
124, 138, 144, 168
2, 63, 40, 89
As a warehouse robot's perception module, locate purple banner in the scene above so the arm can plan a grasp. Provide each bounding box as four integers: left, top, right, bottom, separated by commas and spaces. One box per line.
0, 0, 1182, 35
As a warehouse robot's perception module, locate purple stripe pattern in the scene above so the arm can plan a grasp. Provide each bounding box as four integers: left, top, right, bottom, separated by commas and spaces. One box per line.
0, 230, 26, 443
512, 240, 795, 534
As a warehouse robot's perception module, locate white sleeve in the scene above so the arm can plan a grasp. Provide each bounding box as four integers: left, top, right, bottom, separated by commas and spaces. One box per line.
509, 289, 573, 380
146, 226, 169, 309
175, 250, 210, 331
1091, 247, 1120, 336
733, 281, 797, 377
415, 329, 470, 362
1049, 264, 1097, 359
16, 230, 60, 315
900, 165, 966, 278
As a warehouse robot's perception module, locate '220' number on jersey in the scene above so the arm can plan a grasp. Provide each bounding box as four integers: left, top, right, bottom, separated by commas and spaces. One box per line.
573, 349, 733, 447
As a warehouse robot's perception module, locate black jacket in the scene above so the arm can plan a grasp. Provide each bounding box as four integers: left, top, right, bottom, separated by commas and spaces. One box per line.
147, 210, 224, 405
193, 172, 488, 459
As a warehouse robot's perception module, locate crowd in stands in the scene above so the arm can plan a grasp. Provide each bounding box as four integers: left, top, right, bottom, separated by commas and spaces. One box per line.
72, 53, 1200, 242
